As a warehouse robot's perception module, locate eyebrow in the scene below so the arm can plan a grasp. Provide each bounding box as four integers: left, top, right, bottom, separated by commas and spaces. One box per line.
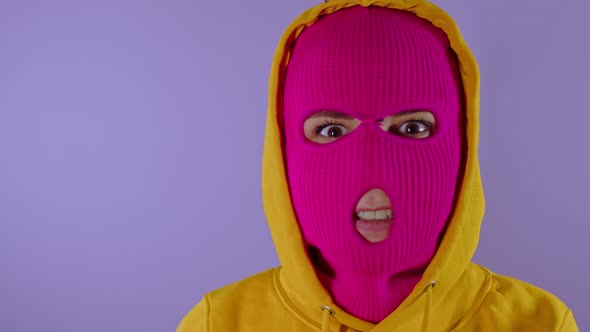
308, 111, 355, 120
392, 110, 429, 116
308, 110, 429, 120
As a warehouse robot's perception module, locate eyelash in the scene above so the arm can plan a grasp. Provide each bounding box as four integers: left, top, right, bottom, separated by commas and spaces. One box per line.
313, 119, 341, 135
313, 117, 434, 135
405, 116, 433, 130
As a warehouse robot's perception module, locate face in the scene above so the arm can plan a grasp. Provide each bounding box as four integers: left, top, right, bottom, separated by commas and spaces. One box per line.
302, 110, 437, 242
282, 6, 463, 279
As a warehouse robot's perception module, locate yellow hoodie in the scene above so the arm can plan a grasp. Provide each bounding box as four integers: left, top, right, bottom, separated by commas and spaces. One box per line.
177, 0, 578, 331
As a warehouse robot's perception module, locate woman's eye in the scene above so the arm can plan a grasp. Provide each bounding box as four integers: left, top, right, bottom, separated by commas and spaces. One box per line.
394, 121, 432, 138
318, 124, 348, 138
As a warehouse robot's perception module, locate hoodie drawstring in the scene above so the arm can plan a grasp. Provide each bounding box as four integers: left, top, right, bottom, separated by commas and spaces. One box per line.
320, 305, 335, 332
421, 280, 437, 332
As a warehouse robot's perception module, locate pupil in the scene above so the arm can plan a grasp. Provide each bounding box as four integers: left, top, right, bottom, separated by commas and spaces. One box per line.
328, 127, 341, 137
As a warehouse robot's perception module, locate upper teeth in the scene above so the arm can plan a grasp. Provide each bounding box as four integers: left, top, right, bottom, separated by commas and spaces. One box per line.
356, 209, 393, 221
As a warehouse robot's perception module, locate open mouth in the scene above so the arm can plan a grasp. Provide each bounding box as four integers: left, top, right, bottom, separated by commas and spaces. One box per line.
355, 189, 394, 243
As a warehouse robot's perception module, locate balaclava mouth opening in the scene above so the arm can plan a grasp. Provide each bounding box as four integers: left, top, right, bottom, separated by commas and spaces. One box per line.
282, 5, 464, 323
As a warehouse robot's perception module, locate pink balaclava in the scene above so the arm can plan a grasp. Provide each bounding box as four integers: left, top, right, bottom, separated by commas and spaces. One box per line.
283, 6, 464, 323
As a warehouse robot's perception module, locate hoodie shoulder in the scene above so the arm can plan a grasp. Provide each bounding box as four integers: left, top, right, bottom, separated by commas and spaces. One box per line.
464, 265, 579, 331
176, 269, 278, 332
177, 294, 209, 332
177, 268, 317, 332
207, 267, 279, 304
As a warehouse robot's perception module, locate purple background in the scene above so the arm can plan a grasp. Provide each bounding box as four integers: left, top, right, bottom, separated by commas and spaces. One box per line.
1, 1, 588, 331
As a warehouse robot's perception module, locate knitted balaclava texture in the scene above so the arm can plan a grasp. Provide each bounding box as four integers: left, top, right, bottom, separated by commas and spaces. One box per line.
283, 6, 463, 323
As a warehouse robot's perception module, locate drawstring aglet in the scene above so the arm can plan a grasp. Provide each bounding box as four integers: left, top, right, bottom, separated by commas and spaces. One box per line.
320, 305, 335, 332
421, 280, 437, 332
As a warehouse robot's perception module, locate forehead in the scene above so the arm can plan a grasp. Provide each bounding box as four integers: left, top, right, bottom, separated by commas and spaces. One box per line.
307, 111, 355, 120
282, 6, 460, 119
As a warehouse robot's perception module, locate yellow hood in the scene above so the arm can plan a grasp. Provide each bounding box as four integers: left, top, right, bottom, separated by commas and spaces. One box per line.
176, 1, 577, 331
262, 0, 484, 329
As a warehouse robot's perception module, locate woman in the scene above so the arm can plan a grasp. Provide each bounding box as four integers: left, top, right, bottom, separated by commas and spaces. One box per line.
178, 0, 578, 330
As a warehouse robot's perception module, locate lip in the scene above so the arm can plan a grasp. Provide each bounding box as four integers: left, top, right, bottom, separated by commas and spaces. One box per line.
355, 218, 393, 243
354, 188, 394, 243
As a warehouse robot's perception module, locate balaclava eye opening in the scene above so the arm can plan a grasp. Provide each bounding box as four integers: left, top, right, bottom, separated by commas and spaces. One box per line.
282, 5, 464, 323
